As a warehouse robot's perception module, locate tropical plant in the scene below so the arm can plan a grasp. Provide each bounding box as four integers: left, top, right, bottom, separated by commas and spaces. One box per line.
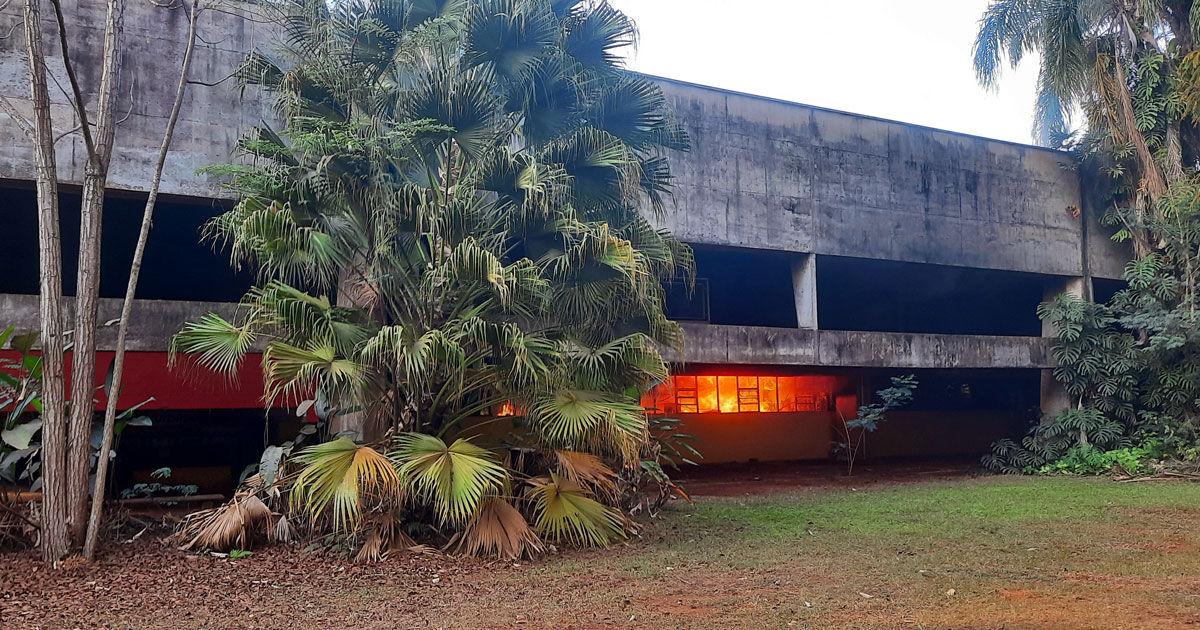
172, 0, 693, 558
1, 326, 45, 487
0, 327, 153, 491
834, 375, 918, 475
984, 188, 1200, 473
974, 0, 1200, 257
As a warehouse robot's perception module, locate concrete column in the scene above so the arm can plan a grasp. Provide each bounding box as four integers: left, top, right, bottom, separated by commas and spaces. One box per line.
1039, 276, 1085, 416
791, 253, 818, 330
1040, 276, 1086, 337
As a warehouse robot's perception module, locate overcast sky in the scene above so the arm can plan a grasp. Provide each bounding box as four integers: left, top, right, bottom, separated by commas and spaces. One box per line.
608, 0, 1041, 146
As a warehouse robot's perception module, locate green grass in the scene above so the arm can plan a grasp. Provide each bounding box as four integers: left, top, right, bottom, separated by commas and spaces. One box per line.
554, 476, 1200, 581
683, 476, 1200, 539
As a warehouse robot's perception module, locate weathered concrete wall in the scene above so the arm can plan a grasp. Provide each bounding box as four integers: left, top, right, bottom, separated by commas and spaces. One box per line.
0, 294, 235, 352
0, 0, 274, 199
676, 411, 835, 464
0, 5, 1129, 282
671, 323, 1053, 369
655, 77, 1129, 280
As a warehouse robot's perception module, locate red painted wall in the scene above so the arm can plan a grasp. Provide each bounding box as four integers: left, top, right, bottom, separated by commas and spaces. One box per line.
0, 350, 267, 410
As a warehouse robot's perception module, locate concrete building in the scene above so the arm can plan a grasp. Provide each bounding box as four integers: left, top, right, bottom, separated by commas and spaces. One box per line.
0, 2, 1127, 484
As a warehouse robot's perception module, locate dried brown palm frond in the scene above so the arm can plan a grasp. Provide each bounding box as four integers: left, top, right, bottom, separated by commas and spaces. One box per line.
554, 450, 617, 499
354, 511, 417, 563
452, 496, 543, 560
174, 491, 273, 551
272, 513, 295, 543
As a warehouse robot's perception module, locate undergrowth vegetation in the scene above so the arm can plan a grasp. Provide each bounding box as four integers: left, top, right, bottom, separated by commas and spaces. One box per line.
976, 2, 1200, 477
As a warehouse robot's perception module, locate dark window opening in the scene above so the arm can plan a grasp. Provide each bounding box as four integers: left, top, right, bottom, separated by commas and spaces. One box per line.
671, 245, 797, 328
663, 278, 709, 321
817, 256, 1044, 336
862, 368, 1041, 457
111, 409, 298, 497
865, 369, 1040, 413
1093, 277, 1126, 304
0, 185, 253, 302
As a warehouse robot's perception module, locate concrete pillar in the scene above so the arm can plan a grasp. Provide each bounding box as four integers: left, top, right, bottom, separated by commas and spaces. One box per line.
791, 253, 818, 330
1039, 276, 1085, 416
1040, 276, 1086, 337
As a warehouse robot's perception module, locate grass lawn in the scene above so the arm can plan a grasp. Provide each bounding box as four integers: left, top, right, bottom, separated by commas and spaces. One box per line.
6, 474, 1200, 629
529, 476, 1200, 629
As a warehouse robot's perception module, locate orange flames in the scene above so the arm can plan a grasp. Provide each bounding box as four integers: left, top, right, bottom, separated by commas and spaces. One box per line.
643, 375, 843, 414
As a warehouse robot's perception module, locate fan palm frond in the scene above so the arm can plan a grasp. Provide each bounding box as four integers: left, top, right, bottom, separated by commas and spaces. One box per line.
553, 449, 617, 497
291, 438, 403, 532
170, 314, 256, 377
527, 473, 624, 547
393, 433, 508, 524
175, 491, 274, 551
529, 388, 647, 458
453, 495, 543, 559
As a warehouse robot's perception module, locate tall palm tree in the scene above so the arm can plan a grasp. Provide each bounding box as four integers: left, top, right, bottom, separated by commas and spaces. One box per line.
172, 0, 692, 555
974, 0, 1198, 255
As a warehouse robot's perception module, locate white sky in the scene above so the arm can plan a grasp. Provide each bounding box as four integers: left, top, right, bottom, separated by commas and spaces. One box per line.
609, 0, 1041, 146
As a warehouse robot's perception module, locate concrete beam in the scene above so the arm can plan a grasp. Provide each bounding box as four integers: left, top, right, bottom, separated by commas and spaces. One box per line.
669, 322, 1053, 369
0, 294, 237, 352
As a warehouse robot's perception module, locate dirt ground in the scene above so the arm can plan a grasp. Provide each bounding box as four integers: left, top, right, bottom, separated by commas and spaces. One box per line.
3, 463, 1200, 629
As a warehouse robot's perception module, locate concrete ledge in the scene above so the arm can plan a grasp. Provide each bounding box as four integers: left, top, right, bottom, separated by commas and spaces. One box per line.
671, 322, 1052, 369
0, 294, 236, 352
0, 295, 1053, 369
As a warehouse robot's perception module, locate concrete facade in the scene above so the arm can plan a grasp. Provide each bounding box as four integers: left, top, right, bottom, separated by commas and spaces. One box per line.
655, 78, 1128, 280
0, 0, 274, 198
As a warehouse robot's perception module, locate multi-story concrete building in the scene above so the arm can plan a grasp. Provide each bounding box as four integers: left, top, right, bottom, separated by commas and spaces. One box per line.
0, 2, 1127, 485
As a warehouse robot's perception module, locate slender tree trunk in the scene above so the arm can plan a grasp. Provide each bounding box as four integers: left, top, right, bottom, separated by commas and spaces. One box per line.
58, 0, 124, 543
1114, 57, 1168, 200
83, 0, 200, 561
22, 0, 69, 566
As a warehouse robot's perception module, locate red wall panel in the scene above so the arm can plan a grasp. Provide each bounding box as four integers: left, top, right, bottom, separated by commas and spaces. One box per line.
1, 350, 267, 410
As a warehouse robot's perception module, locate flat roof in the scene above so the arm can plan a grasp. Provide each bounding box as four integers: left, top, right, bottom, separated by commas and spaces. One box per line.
643, 74, 1068, 156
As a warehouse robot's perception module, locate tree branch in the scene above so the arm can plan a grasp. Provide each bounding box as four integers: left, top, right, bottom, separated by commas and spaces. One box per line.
0, 95, 33, 138
48, 0, 97, 160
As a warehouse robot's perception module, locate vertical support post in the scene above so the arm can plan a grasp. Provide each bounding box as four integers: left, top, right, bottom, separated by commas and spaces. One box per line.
1040, 276, 1086, 416
792, 253, 818, 330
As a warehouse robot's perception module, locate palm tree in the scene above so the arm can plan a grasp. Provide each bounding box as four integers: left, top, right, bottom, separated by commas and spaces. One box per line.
973, 0, 1198, 256
172, 0, 692, 555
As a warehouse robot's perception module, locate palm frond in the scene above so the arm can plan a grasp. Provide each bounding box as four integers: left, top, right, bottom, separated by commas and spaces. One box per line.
527, 473, 624, 547
175, 491, 274, 551
170, 313, 257, 377
453, 496, 543, 559
393, 433, 508, 524
553, 449, 617, 497
290, 438, 402, 532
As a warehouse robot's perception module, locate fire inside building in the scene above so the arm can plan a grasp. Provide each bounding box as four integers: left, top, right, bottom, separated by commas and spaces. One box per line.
0, 2, 1129, 491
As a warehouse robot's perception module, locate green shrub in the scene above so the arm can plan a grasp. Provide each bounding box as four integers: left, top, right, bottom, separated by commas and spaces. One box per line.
1036, 443, 1160, 475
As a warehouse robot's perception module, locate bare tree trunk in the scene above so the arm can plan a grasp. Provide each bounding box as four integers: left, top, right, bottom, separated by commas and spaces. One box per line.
52, 0, 125, 543
22, 0, 69, 566
83, 0, 200, 561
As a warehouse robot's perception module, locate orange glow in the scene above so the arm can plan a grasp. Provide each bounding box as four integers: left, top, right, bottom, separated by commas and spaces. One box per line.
643, 375, 844, 415
760, 377, 779, 412
697, 376, 718, 413
496, 401, 517, 416
717, 376, 738, 413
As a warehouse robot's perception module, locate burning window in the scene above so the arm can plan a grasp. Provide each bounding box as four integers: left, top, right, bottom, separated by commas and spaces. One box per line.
644, 376, 834, 414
